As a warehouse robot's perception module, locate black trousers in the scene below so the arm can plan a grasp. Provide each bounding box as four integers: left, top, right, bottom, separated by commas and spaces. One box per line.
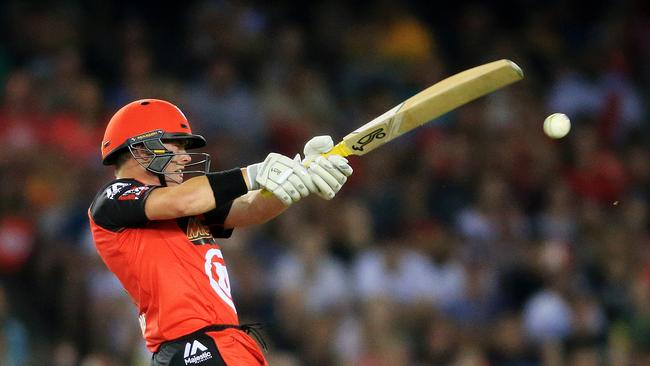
151, 331, 227, 366
151, 324, 266, 366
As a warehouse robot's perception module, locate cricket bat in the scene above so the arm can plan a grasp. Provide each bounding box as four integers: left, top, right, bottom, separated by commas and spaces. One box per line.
260, 59, 523, 197
323, 59, 523, 158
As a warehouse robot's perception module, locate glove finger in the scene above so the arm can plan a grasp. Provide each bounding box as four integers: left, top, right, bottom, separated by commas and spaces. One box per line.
281, 181, 302, 202
304, 136, 334, 156
327, 155, 353, 177
287, 174, 310, 198
323, 162, 347, 185
310, 171, 335, 200
311, 164, 341, 192
289, 159, 317, 193
270, 184, 293, 206
314, 156, 346, 185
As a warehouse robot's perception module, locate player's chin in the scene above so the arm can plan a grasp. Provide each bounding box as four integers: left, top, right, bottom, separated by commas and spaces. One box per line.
165, 173, 184, 185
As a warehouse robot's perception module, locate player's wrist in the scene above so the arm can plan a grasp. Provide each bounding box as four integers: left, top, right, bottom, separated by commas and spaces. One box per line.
206, 169, 248, 205
244, 162, 264, 190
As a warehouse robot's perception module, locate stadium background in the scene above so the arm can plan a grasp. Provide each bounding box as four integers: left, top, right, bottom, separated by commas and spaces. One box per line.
0, 0, 648, 365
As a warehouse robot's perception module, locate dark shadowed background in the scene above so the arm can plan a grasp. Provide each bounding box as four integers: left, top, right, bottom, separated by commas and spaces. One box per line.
0, 0, 648, 365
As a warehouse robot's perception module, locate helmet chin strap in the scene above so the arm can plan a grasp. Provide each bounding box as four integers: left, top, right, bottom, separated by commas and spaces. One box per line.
157, 173, 168, 187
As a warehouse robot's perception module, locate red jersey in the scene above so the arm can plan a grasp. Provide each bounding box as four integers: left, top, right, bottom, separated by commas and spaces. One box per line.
88, 178, 239, 352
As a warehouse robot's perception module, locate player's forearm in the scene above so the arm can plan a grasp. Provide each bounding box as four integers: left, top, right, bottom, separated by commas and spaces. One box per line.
145, 176, 215, 219
145, 170, 248, 220
224, 190, 288, 228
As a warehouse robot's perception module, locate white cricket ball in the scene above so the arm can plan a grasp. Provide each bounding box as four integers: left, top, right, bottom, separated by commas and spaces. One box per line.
543, 113, 571, 139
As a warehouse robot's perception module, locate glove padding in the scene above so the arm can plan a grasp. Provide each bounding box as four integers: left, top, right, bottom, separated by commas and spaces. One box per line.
303, 136, 353, 200
252, 153, 315, 206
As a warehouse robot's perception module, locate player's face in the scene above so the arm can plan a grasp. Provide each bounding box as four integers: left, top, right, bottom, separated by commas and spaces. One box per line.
163, 141, 191, 185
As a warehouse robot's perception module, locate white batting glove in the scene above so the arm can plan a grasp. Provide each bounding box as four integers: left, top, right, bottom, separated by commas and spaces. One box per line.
249, 153, 315, 205
303, 136, 353, 200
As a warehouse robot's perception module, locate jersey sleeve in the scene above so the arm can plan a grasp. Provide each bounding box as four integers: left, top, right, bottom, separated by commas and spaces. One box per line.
202, 201, 234, 238
89, 180, 157, 232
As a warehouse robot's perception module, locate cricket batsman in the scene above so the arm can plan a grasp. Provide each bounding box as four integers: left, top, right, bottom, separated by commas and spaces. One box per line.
88, 99, 352, 365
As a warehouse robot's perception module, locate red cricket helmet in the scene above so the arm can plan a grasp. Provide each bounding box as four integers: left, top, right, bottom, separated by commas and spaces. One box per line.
102, 99, 206, 164
101, 99, 210, 183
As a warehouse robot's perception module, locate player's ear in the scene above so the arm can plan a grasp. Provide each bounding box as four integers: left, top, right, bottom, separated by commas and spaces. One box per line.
114, 151, 129, 169
130, 144, 155, 163
115, 149, 141, 169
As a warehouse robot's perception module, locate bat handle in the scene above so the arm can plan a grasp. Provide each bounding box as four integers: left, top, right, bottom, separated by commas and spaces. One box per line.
321, 142, 352, 158
302, 141, 352, 167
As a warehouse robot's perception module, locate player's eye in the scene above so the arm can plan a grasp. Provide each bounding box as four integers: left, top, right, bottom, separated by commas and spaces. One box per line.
162, 140, 188, 151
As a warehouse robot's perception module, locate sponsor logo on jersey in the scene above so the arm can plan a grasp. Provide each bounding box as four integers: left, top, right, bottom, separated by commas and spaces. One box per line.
118, 185, 150, 200
183, 340, 212, 364
104, 182, 130, 199
205, 249, 236, 312
186, 217, 215, 245
138, 313, 146, 336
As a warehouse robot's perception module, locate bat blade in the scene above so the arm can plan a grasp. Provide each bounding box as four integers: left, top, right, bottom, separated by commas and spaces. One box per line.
331, 59, 523, 157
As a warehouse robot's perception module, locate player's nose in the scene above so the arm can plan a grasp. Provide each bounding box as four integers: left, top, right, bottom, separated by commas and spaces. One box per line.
175, 150, 191, 165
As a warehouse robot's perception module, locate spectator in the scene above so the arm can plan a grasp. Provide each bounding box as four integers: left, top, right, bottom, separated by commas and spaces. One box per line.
0, 283, 27, 366
273, 223, 350, 314
182, 57, 264, 164
352, 235, 433, 306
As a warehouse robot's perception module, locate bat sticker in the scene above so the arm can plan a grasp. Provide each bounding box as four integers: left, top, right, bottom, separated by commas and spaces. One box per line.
352, 128, 386, 151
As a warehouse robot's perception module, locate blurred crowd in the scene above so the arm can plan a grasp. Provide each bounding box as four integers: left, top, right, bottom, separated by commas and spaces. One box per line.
0, 0, 649, 365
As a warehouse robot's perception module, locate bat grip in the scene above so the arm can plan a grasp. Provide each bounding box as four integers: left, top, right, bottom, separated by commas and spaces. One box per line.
321, 142, 352, 158
301, 141, 351, 167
